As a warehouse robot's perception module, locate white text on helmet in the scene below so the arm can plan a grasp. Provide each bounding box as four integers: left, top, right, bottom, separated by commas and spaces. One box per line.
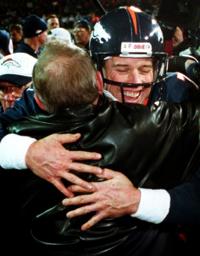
121, 42, 152, 55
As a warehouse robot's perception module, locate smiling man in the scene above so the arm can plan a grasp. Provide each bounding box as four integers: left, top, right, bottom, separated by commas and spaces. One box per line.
103, 57, 153, 104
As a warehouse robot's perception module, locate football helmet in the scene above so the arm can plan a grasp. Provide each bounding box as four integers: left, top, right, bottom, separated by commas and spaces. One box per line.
90, 6, 167, 90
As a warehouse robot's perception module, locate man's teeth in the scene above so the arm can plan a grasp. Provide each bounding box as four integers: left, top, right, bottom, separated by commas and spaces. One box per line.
124, 91, 140, 98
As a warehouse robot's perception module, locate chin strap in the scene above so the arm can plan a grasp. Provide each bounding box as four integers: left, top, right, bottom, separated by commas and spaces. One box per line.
103, 78, 153, 104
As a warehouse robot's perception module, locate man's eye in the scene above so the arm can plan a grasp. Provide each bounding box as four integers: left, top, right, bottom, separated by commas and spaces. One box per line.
140, 68, 153, 74
116, 68, 128, 73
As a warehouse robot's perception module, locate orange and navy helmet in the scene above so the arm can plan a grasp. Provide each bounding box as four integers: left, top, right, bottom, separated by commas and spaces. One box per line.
90, 6, 168, 88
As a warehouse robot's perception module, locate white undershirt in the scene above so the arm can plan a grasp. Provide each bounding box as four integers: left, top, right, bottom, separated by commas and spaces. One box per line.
131, 188, 170, 223
0, 133, 170, 223
0, 133, 36, 169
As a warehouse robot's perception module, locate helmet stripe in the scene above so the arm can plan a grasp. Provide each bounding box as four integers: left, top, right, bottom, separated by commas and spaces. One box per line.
127, 7, 138, 34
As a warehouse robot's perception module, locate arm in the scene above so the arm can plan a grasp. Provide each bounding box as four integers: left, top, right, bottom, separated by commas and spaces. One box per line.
62, 168, 170, 231
61, 99, 200, 228
0, 133, 102, 197
62, 168, 141, 230
61, 168, 169, 230
164, 167, 200, 225
63, 167, 200, 230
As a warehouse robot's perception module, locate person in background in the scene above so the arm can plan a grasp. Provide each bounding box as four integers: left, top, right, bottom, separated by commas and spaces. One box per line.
0, 52, 37, 113
0, 29, 13, 58
9, 23, 23, 51
88, 11, 100, 25
172, 26, 185, 51
47, 27, 73, 45
164, 25, 190, 56
179, 28, 200, 60
172, 26, 191, 56
0, 52, 37, 254
46, 14, 60, 32
73, 19, 91, 51
15, 14, 47, 58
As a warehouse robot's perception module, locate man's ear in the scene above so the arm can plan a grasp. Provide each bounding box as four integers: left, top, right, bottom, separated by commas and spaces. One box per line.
34, 93, 46, 111
96, 71, 104, 94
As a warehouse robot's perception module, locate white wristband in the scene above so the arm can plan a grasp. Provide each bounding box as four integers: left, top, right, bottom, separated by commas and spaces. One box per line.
0, 134, 36, 169
131, 188, 170, 224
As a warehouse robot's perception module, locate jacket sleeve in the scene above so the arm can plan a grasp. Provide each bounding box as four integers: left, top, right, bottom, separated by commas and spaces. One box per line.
163, 167, 200, 224
0, 88, 46, 140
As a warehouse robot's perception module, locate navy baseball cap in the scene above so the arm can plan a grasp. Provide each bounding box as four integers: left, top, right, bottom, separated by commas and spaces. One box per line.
23, 15, 47, 38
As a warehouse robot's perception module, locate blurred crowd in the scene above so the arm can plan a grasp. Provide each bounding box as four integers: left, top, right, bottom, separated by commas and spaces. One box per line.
0, 0, 145, 30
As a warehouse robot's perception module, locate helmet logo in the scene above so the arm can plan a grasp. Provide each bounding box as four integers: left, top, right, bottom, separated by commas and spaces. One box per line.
92, 23, 111, 43
150, 24, 164, 44
121, 42, 152, 55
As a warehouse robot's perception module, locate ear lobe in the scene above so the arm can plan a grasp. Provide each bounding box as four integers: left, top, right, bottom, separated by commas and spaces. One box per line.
96, 71, 104, 94
34, 93, 46, 111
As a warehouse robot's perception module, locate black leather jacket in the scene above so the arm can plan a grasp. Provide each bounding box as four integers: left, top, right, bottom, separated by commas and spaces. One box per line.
8, 92, 200, 256
9, 94, 200, 188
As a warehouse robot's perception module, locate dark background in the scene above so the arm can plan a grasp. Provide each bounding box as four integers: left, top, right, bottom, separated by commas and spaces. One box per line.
158, 0, 200, 30
0, 0, 200, 31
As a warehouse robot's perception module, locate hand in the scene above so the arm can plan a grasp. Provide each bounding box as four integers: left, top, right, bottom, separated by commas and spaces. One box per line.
0, 90, 3, 102
25, 133, 102, 197
0, 90, 9, 111
62, 168, 141, 230
0, 86, 25, 111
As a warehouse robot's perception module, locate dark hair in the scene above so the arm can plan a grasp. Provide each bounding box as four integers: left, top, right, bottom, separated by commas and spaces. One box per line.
74, 19, 91, 32
46, 14, 59, 20
9, 23, 23, 33
0, 29, 12, 55
23, 15, 47, 38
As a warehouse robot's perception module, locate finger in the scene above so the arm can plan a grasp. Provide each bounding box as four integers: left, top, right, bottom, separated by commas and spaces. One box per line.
66, 202, 101, 218
70, 151, 102, 161
81, 212, 106, 231
62, 193, 96, 206
67, 184, 93, 193
62, 172, 95, 190
51, 179, 74, 198
101, 168, 116, 179
2, 100, 8, 111
80, 168, 114, 180
54, 133, 81, 144
69, 162, 102, 174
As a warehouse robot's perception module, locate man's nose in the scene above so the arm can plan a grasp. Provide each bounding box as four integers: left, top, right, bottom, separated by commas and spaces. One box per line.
129, 70, 143, 86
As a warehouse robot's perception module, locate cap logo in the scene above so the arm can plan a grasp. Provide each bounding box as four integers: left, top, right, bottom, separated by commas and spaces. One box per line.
121, 42, 152, 54
1, 58, 21, 69
35, 29, 42, 35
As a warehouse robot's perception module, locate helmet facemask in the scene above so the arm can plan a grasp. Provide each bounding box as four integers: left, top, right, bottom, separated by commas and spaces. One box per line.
95, 53, 167, 104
